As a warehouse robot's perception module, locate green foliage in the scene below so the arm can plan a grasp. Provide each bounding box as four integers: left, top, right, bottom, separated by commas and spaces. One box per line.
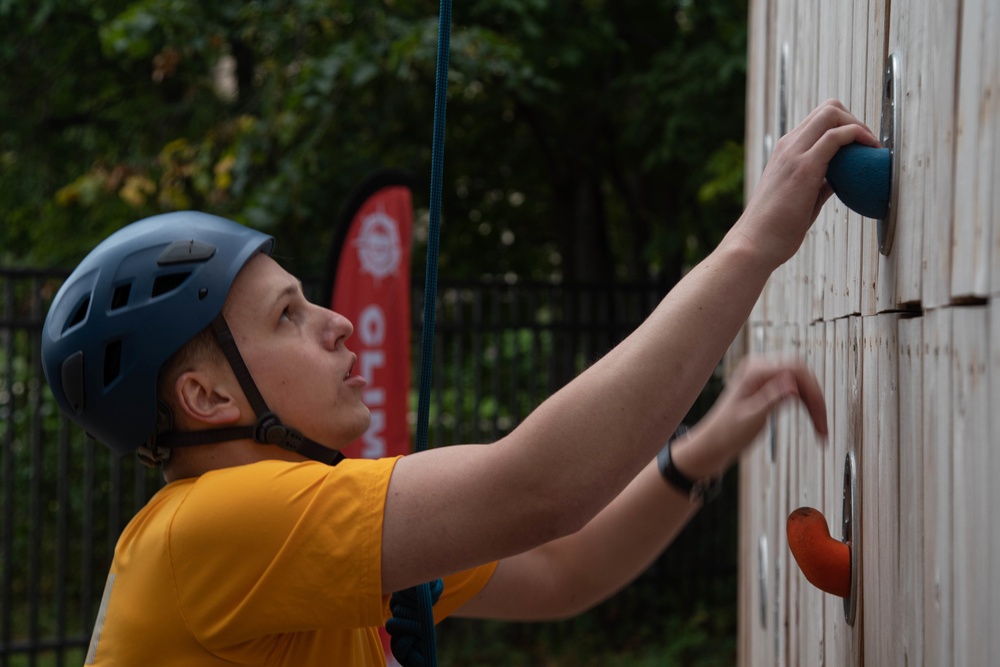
1, 0, 746, 285
1, 6, 749, 655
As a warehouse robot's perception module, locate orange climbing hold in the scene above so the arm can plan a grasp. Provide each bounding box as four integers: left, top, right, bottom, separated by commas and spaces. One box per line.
786, 507, 851, 599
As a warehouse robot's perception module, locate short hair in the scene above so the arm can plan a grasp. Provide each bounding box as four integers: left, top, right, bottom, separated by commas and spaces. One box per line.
156, 326, 226, 406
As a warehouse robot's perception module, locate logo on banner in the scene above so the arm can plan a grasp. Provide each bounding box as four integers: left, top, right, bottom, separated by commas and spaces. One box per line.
354, 209, 402, 280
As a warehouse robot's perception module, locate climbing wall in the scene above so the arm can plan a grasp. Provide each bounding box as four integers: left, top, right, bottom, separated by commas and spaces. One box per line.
735, 0, 1000, 664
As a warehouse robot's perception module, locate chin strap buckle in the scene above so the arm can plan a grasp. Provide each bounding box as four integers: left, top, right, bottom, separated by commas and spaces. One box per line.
137, 438, 171, 468
254, 412, 306, 453
136, 402, 176, 468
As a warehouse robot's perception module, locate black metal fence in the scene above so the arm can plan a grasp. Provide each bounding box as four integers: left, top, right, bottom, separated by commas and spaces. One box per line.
0, 268, 737, 665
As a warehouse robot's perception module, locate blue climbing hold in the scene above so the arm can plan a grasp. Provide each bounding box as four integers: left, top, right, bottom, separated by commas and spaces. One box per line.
825, 143, 890, 219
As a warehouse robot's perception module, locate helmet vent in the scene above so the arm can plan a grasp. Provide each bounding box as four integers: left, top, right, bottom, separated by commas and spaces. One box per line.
110, 283, 132, 311
151, 272, 191, 298
61, 351, 86, 414
64, 296, 91, 332
103, 340, 123, 387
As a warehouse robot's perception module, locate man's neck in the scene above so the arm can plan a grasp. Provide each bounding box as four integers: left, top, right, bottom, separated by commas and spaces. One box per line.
162, 440, 308, 482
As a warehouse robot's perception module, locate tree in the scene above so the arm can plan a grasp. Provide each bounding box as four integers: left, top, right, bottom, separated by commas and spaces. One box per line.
0, 0, 746, 285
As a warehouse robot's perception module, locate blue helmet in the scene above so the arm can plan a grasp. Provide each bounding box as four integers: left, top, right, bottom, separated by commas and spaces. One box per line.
42, 211, 274, 456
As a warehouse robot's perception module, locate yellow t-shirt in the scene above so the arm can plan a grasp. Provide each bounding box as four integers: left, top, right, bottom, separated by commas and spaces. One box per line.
85, 457, 497, 666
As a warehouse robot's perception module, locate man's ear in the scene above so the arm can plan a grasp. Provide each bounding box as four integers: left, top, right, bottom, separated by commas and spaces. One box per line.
172, 370, 243, 425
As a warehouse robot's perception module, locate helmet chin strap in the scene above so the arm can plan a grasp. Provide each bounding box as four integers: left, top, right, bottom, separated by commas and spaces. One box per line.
140, 314, 345, 468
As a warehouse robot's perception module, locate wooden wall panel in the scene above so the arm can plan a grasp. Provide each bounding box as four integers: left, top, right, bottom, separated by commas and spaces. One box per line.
774, 325, 787, 667
794, 323, 825, 664
876, 315, 903, 664
783, 338, 798, 665
898, 316, 924, 666
746, 0, 772, 330
859, 316, 876, 661
745, 0, 770, 202
951, 307, 990, 667
739, 2, 996, 664
822, 320, 844, 666
922, 308, 954, 665
831, 317, 865, 664
738, 368, 762, 663
738, 2, 769, 650
885, 0, 923, 307
823, 317, 863, 665
850, 0, 874, 319
753, 0, 798, 330
738, 324, 774, 667
810, 0, 835, 324
860, 0, 887, 316
952, 0, 997, 299
747, 322, 775, 665
918, 1, 961, 308
994, 71, 1000, 298
789, 0, 815, 327
990, 302, 1000, 662
846, 316, 865, 664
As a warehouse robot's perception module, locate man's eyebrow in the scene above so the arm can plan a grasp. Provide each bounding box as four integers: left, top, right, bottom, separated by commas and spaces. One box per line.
271, 280, 305, 307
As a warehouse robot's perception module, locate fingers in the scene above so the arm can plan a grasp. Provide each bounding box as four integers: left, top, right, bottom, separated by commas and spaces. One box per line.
786, 365, 829, 437
805, 123, 882, 168
787, 100, 879, 153
732, 358, 829, 438
786, 99, 850, 147
747, 372, 799, 417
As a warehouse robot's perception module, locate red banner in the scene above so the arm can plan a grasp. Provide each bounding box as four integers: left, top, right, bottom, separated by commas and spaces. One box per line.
324, 170, 413, 462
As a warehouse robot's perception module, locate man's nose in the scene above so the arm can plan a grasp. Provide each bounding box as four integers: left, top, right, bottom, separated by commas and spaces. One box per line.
320, 308, 354, 350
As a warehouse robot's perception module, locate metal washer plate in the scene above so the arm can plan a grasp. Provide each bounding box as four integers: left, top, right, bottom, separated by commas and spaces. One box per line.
878, 53, 901, 255
842, 452, 860, 625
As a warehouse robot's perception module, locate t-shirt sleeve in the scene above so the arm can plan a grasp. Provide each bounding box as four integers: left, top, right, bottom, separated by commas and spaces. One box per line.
166, 458, 400, 649
433, 561, 499, 622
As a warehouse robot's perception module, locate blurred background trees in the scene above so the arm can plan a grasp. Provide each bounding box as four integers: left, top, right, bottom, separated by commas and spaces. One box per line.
0, 0, 746, 286
1, 2, 748, 663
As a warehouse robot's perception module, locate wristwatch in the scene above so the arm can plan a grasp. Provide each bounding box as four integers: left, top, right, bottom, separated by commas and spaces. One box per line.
657, 425, 722, 504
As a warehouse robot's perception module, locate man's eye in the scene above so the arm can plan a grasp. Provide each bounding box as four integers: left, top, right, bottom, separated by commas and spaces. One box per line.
280, 308, 291, 321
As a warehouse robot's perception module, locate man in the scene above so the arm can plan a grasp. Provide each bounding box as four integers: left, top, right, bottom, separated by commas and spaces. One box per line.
42, 100, 876, 665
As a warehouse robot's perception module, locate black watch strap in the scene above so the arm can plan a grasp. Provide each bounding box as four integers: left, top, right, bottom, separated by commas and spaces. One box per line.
657, 425, 722, 503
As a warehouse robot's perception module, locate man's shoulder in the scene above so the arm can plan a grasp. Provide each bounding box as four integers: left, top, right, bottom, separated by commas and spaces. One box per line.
194, 457, 398, 488
168, 457, 399, 533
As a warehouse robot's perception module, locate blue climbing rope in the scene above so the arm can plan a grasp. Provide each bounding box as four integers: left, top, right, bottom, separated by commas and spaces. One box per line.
386, 1, 452, 666
386, 579, 444, 667
416, 0, 452, 462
